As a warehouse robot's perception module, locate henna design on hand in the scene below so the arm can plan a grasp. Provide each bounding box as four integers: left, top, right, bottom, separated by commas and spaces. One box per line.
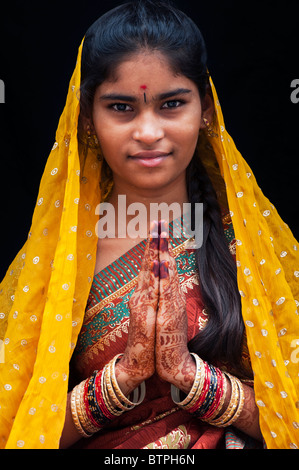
116, 222, 159, 393
155, 221, 195, 391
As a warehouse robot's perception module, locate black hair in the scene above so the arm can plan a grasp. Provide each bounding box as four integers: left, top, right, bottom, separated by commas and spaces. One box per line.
80, 0, 245, 370
80, 0, 208, 119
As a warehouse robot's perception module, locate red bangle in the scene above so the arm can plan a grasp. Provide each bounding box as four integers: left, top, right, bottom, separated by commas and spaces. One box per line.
200, 367, 224, 420
188, 361, 210, 413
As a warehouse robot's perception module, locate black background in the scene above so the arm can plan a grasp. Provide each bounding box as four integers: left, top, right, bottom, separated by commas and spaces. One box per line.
0, 0, 298, 280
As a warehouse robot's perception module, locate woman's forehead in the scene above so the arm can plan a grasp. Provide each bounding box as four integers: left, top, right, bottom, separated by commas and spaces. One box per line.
105, 51, 176, 82
99, 51, 195, 93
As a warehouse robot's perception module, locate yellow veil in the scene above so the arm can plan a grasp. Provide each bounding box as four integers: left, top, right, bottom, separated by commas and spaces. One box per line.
0, 39, 298, 449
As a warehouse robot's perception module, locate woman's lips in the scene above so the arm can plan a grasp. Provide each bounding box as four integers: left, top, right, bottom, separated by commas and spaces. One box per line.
129, 151, 171, 167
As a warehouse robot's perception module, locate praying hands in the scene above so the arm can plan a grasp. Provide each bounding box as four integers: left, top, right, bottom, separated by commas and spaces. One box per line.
115, 220, 196, 395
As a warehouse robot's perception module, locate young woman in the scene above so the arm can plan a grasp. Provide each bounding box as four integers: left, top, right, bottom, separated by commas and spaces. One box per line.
0, 1, 298, 449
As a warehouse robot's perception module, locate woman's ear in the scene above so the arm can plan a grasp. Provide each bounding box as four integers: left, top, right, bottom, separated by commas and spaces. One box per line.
200, 88, 215, 129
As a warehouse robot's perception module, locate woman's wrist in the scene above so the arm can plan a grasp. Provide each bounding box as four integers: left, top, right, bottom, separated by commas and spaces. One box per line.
70, 355, 146, 439
157, 350, 196, 394
170, 353, 244, 427
115, 351, 154, 395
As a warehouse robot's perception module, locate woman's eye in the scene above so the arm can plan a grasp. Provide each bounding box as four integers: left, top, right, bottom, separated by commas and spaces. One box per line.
111, 103, 132, 112
162, 100, 183, 109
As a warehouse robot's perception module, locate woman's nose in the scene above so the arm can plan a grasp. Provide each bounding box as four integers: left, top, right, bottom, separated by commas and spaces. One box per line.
132, 113, 164, 145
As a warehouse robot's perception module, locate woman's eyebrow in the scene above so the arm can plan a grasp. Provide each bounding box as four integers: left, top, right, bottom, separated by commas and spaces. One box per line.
98, 88, 192, 102
157, 88, 192, 100
99, 93, 137, 102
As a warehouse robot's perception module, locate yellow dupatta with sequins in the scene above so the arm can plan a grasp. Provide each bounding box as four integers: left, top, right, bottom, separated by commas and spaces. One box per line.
0, 39, 298, 449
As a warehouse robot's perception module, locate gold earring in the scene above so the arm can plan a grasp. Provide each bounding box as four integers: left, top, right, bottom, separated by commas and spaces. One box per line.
83, 125, 102, 163
86, 124, 100, 148
203, 117, 218, 138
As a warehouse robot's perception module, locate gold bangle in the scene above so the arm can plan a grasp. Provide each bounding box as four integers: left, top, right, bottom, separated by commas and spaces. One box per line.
104, 360, 133, 411
77, 379, 99, 434
202, 370, 228, 422
109, 355, 137, 408
184, 356, 207, 410
220, 377, 245, 427
101, 364, 123, 416
171, 353, 204, 408
109, 354, 146, 407
76, 380, 90, 431
70, 385, 92, 438
209, 372, 239, 427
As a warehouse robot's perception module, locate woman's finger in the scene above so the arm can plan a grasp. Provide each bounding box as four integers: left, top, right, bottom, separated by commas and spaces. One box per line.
158, 220, 181, 301
157, 219, 187, 334
119, 221, 160, 392
130, 220, 159, 306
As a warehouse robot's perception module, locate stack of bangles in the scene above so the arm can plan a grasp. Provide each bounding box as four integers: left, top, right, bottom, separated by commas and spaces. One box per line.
70, 353, 146, 438
171, 353, 245, 427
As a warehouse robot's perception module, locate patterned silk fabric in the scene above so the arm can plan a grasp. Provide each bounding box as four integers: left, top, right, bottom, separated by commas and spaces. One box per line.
0, 39, 298, 449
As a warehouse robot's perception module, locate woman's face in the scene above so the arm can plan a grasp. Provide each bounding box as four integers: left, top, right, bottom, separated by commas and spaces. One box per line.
92, 51, 204, 196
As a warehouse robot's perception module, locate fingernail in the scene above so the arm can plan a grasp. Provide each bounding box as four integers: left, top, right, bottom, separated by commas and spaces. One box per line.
159, 260, 169, 278
151, 260, 159, 277
160, 220, 168, 234
150, 220, 158, 233
150, 232, 159, 249
159, 237, 168, 252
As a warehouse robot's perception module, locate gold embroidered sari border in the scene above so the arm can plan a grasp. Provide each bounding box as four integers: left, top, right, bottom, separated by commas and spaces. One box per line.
80, 318, 130, 367
85, 276, 137, 322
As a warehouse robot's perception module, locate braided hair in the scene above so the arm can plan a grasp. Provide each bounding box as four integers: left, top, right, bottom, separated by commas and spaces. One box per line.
186, 153, 244, 368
